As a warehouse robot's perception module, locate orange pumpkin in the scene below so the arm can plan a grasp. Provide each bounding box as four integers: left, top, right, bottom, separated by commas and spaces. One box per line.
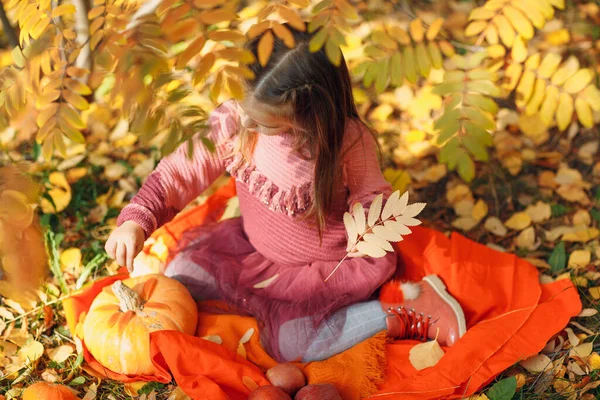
22, 382, 79, 400
83, 274, 198, 375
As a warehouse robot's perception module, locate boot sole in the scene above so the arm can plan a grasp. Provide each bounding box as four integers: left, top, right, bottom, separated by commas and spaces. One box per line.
423, 275, 467, 338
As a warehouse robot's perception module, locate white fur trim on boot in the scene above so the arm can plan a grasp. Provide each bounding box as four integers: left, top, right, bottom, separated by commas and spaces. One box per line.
400, 282, 421, 300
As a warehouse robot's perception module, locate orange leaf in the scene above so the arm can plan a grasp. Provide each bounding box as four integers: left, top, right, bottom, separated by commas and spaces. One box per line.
176, 36, 206, 69
258, 30, 274, 67
62, 89, 89, 110
277, 5, 306, 32
198, 9, 237, 25
272, 23, 295, 48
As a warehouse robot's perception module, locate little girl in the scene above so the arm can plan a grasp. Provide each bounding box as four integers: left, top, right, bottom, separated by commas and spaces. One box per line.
106, 24, 466, 363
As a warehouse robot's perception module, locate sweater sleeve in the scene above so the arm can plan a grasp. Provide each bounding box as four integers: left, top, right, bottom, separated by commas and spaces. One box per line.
116, 100, 239, 238
342, 121, 392, 209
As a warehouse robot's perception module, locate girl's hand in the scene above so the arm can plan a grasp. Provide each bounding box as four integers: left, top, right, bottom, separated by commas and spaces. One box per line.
105, 221, 145, 272
346, 243, 367, 258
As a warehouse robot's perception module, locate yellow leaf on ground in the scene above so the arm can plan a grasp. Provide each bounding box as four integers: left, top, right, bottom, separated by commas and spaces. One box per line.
563, 227, 599, 243
18, 340, 44, 364
60, 248, 82, 275
568, 250, 591, 269
589, 287, 600, 300
516, 227, 536, 250
484, 217, 507, 237
471, 200, 488, 222
40, 172, 72, 213
525, 201, 551, 223
409, 339, 444, 371
505, 212, 531, 230
47, 345, 74, 363
589, 353, 600, 370
573, 210, 592, 226
546, 28, 570, 45
570, 342, 593, 358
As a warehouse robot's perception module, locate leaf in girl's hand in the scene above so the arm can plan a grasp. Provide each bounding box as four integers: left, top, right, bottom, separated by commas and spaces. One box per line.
402, 202, 427, 218
381, 190, 400, 220
393, 191, 409, 216
343, 212, 358, 245
356, 241, 387, 258
384, 220, 412, 235
409, 339, 445, 370
394, 216, 423, 226
372, 225, 403, 242
367, 193, 383, 227
363, 233, 394, 251
352, 202, 366, 234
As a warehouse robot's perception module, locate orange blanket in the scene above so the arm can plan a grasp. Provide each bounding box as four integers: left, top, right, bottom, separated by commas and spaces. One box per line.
64, 178, 581, 399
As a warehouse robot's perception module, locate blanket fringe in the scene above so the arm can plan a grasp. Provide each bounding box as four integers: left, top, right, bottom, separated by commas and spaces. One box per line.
303, 332, 388, 400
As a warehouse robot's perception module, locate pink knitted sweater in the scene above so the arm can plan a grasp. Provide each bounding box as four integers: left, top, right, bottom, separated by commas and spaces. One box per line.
117, 100, 392, 265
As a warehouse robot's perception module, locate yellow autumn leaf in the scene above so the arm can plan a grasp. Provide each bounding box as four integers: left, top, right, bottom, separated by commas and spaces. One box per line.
589, 287, 600, 300
589, 353, 600, 370
504, 212, 531, 230
569, 342, 593, 358
551, 56, 579, 86
556, 92, 574, 131
538, 53, 562, 79
511, 35, 528, 63
18, 340, 44, 364
47, 345, 74, 363
426, 18, 444, 41
40, 172, 72, 213
409, 338, 444, 371
409, 19, 424, 42
257, 30, 274, 67
484, 217, 507, 237
503, 6, 534, 39
575, 97, 594, 128
546, 28, 570, 45
564, 68, 593, 94
60, 248, 82, 275
525, 201, 551, 223
568, 250, 592, 268
516, 226, 536, 250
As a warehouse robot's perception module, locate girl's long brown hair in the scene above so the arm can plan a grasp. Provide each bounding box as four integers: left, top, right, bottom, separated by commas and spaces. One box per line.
241, 23, 364, 239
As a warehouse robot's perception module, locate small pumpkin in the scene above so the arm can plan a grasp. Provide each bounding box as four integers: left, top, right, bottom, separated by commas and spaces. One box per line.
83, 274, 198, 375
22, 382, 79, 400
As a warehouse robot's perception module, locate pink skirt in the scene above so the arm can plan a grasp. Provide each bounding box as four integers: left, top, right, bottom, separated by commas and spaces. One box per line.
169, 217, 397, 362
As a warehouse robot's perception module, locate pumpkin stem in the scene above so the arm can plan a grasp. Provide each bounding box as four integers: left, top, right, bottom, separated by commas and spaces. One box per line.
112, 280, 144, 312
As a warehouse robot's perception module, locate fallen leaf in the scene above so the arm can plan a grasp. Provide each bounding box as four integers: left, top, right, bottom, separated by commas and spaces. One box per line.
239, 328, 254, 344
201, 335, 223, 344
104, 163, 128, 181
471, 199, 488, 222
568, 249, 591, 269
589, 353, 600, 370
505, 212, 531, 230
40, 172, 72, 213
589, 287, 600, 300
446, 184, 473, 204
452, 216, 479, 231
484, 217, 507, 237
569, 342, 593, 358
409, 339, 445, 371
167, 386, 192, 400
60, 248, 82, 275
516, 227, 536, 250
41, 368, 59, 382
520, 353, 553, 372
573, 210, 592, 226
563, 227, 599, 243
565, 327, 580, 346
525, 201, 551, 223
18, 340, 44, 364
577, 308, 598, 317
47, 345, 74, 363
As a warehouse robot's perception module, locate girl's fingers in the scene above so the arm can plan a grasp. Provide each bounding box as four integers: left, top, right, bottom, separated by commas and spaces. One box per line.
347, 251, 366, 258
125, 240, 136, 272
116, 242, 127, 268
105, 237, 117, 259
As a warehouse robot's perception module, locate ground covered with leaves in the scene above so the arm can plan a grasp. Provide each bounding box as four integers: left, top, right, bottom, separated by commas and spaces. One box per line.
1, 0, 600, 398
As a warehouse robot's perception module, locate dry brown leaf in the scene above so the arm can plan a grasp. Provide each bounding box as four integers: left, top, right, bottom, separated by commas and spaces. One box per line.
565, 327, 580, 347
409, 338, 444, 371
167, 386, 192, 400
41, 368, 59, 382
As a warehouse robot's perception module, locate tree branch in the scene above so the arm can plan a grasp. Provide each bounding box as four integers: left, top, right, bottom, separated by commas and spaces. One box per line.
72, 0, 91, 82
0, 0, 18, 48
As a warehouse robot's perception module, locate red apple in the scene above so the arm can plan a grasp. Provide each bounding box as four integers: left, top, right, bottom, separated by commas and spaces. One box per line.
266, 363, 306, 395
295, 384, 342, 400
